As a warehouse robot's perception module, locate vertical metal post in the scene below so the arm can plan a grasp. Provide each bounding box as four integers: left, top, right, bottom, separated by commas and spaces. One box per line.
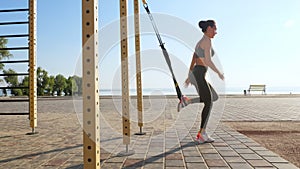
120, 0, 130, 146
134, 0, 145, 135
29, 0, 37, 134
82, 0, 100, 168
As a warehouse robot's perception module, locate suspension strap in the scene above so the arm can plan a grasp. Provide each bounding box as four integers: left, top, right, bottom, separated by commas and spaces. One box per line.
142, 0, 184, 101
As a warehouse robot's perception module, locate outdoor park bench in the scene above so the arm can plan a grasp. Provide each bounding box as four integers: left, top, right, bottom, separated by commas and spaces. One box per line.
247, 84, 266, 95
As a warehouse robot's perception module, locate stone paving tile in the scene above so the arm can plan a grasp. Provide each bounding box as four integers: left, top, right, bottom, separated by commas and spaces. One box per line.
223, 156, 246, 163
205, 159, 228, 167
185, 162, 207, 169
229, 144, 249, 149
196, 143, 213, 149
222, 97, 300, 121
123, 159, 144, 168
249, 146, 268, 151
244, 142, 262, 147
212, 142, 228, 147
214, 146, 233, 151
218, 150, 240, 157
165, 153, 183, 160
255, 150, 278, 157
199, 148, 218, 154
105, 156, 126, 163
143, 162, 164, 169
240, 153, 263, 160
247, 159, 274, 167
182, 150, 201, 157
272, 162, 299, 169
263, 156, 289, 163
165, 159, 185, 167
60, 162, 83, 169
181, 145, 198, 151
202, 153, 222, 159
144, 155, 164, 163
101, 162, 122, 169
228, 162, 253, 169
234, 148, 254, 154
43, 157, 70, 167
128, 153, 146, 160
184, 156, 204, 163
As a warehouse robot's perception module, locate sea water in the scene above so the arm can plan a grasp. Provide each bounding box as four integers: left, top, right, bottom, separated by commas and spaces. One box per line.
99, 86, 300, 96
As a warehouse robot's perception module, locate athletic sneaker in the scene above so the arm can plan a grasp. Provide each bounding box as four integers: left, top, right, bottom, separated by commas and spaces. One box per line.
202, 132, 215, 143
196, 131, 215, 144
177, 95, 190, 112
196, 132, 206, 144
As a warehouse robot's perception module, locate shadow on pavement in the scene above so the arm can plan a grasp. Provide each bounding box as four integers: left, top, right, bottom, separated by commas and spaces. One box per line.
0, 144, 82, 164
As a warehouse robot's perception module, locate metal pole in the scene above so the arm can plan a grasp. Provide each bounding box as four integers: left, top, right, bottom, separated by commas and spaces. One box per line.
120, 0, 131, 146
116, 0, 134, 157
28, 0, 37, 134
134, 0, 145, 136
82, 0, 100, 168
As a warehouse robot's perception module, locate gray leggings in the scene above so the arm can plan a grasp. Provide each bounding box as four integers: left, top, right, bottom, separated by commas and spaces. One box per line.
190, 65, 218, 129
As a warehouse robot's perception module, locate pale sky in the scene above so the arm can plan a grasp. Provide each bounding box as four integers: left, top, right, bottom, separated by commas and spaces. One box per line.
1, 0, 300, 93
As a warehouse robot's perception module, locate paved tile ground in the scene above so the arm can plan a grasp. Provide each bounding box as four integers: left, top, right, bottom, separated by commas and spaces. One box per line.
0, 95, 299, 169
222, 95, 300, 121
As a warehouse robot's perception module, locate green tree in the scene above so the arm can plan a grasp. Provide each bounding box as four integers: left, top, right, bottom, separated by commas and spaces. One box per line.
3, 69, 18, 86
54, 74, 67, 96
71, 76, 79, 95
20, 76, 29, 96
46, 76, 55, 96
72, 75, 82, 95
64, 76, 78, 96
0, 37, 12, 71
0, 38, 13, 85
37, 67, 50, 96
3, 69, 22, 96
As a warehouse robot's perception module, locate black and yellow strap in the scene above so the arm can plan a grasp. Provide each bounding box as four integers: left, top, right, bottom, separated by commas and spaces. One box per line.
141, 0, 185, 101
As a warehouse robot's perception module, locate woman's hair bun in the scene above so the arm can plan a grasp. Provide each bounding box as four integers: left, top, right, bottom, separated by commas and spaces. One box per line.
198, 21, 206, 29
198, 20, 215, 33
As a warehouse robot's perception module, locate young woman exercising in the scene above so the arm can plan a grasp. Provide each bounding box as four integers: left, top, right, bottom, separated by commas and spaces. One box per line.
180, 20, 224, 143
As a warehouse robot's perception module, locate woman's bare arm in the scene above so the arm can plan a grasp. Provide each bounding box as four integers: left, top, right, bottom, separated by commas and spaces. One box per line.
203, 40, 224, 80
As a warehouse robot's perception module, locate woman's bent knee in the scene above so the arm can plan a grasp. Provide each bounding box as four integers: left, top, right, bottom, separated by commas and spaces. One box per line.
204, 100, 213, 107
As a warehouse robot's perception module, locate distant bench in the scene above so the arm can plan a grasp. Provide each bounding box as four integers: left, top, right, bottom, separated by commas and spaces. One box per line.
247, 85, 266, 94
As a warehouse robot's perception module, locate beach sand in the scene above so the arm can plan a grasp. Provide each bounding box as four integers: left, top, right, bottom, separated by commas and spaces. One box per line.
224, 121, 300, 167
